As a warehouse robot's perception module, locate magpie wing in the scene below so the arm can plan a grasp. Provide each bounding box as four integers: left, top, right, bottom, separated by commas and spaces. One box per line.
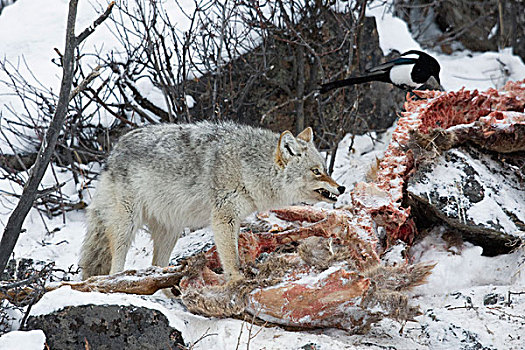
365, 57, 417, 74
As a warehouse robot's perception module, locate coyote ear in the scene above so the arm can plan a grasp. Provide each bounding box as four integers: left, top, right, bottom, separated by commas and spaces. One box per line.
296, 127, 313, 143
275, 130, 300, 168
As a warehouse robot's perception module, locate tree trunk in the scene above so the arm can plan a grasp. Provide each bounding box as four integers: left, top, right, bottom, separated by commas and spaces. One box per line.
0, 0, 79, 274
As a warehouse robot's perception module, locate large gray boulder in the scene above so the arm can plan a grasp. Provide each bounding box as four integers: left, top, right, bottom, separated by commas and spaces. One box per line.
395, 0, 525, 62
407, 146, 525, 255
26, 304, 185, 350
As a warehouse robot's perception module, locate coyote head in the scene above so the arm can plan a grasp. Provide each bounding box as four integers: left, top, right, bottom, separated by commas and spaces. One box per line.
275, 127, 345, 204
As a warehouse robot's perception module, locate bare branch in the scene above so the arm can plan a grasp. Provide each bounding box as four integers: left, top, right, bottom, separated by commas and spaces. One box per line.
69, 65, 102, 101
75, 1, 115, 45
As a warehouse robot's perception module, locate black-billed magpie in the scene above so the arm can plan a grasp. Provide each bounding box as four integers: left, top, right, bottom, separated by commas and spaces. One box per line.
319, 50, 443, 93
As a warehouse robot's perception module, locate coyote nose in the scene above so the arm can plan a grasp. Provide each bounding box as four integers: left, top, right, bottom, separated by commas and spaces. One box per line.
337, 186, 346, 194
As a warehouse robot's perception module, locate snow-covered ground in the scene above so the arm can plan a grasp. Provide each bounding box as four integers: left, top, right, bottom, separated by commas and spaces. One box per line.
1, 0, 525, 349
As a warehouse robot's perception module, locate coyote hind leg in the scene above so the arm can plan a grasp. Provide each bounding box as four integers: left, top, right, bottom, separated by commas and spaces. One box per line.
107, 200, 140, 275
149, 218, 181, 268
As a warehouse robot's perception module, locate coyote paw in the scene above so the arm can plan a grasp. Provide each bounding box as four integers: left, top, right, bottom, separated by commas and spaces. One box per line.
225, 271, 244, 283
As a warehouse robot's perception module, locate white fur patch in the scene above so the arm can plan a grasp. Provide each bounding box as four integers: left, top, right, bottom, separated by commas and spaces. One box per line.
389, 64, 417, 87
401, 53, 420, 60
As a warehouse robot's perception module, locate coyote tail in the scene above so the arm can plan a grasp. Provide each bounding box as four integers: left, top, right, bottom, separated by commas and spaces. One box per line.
79, 208, 112, 279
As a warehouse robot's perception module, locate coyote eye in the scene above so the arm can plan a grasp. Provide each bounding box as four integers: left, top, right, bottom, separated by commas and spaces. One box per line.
311, 168, 321, 176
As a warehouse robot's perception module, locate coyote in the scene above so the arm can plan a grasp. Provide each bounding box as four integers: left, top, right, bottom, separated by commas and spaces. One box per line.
79, 121, 345, 279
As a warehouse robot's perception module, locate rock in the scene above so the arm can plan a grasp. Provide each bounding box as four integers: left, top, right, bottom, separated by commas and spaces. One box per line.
483, 293, 501, 306
184, 10, 405, 135
0, 258, 48, 281
26, 304, 184, 350
398, 81, 525, 248
407, 146, 525, 255
395, 0, 525, 62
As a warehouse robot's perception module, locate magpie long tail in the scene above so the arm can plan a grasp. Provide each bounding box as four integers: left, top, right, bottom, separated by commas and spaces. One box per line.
319, 73, 387, 93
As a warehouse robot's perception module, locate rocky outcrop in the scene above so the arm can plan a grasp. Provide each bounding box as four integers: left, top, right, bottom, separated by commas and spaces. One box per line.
26, 304, 184, 350
407, 146, 524, 255
185, 11, 406, 135
395, 0, 525, 61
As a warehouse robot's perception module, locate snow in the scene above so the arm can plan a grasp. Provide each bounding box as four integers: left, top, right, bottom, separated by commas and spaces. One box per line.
330, 128, 393, 206
0, 330, 46, 350
411, 231, 523, 294
437, 48, 525, 91
185, 95, 196, 109
134, 79, 170, 116
0, 162, 95, 271
367, 1, 421, 54
1, 0, 525, 349
407, 231, 525, 350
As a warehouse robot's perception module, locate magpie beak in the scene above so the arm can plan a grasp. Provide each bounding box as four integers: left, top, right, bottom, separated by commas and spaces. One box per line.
319, 50, 443, 93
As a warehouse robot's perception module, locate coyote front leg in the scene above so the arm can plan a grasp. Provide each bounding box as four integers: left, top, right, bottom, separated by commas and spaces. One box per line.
212, 206, 242, 280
